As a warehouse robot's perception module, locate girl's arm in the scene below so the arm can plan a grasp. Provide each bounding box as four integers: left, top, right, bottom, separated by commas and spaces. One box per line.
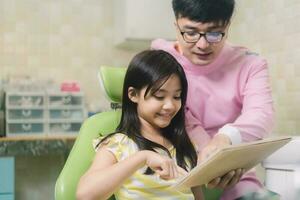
77, 146, 178, 200
192, 186, 205, 200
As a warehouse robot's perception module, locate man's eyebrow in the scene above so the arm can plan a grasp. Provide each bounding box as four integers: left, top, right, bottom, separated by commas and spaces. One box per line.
182, 24, 225, 31
207, 25, 225, 30
182, 25, 198, 30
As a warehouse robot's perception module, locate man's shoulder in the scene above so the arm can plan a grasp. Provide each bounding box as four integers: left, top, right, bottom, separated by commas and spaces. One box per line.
151, 38, 177, 52
244, 51, 260, 56
228, 43, 263, 59
226, 43, 267, 66
151, 39, 186, 64
221, 44, 268, 74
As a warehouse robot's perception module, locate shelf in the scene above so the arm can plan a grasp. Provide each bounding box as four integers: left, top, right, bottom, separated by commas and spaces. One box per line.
0, 135, 77, 156
0, 135, 77, 142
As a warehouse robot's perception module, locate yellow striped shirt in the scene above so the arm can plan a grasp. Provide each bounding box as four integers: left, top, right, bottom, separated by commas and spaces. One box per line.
94, 133, 194, 200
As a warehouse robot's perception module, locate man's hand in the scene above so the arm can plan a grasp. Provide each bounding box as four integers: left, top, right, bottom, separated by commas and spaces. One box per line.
207, 169, 245, 189
198, 134, 244, 190
198, 134, 231, 163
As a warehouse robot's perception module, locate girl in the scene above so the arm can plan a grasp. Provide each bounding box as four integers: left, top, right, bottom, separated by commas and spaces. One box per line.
77, 50, 203, 200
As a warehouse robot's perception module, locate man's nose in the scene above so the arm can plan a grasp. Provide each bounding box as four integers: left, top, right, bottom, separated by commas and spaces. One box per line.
195, 36, 210, 49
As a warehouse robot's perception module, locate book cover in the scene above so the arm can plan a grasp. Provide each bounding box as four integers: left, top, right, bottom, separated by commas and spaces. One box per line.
172, 136, 292, 190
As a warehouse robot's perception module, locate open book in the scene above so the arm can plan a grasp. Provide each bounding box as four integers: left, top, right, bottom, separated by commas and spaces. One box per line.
172, 136, 292, 190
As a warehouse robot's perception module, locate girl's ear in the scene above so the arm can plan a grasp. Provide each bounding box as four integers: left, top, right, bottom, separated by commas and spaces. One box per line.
128, 87, 139, 103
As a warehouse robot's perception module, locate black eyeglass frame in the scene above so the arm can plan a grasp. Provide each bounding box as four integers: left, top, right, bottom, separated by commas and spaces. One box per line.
177, 24, 226, 44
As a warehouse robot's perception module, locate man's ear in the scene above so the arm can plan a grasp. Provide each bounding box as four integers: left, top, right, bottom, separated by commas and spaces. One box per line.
128, 87, 139, 103
224, 21, 231, 38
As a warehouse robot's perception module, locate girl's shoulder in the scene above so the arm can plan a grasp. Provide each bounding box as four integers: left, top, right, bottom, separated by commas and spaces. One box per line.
93, 133, 136, 151
104, 133, 134, 144
93, 133, 138, 161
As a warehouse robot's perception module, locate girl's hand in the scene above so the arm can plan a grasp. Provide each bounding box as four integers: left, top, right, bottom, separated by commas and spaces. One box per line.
143, 150, 187, 180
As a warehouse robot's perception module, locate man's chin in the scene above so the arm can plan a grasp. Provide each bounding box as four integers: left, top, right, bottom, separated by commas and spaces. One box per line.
192, 58, 213, 66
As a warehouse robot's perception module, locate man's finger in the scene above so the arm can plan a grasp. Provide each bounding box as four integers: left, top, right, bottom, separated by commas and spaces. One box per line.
207, 177, 221, 188
227, 169, 243, 187
218, 170, 236, 188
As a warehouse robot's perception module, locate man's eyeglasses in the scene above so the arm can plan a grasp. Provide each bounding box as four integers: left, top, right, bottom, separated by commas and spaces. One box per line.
177, 24, 225, 44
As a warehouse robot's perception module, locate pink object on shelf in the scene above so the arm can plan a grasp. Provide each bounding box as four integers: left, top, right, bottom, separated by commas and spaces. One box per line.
60, 81, 81, 92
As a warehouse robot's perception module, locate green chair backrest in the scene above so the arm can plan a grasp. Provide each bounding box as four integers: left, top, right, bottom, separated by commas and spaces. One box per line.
55, 111, 121, 200
98, 66, 127, 103
55, 66, 126, 200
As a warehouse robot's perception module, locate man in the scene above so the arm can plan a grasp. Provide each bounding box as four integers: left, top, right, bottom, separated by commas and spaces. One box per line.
151, 0, 274, 199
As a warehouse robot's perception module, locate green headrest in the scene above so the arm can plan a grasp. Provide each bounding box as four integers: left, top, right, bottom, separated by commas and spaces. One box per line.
98, 66, 127, 103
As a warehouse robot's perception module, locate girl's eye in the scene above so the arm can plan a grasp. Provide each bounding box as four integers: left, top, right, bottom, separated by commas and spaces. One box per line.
174, 96, 181, 100
153, 95, 164, 100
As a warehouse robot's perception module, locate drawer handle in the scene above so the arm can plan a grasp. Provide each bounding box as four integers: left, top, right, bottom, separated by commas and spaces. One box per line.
62, 123, 71, 131
61, 110, 71, 117
22, 110, 32, 117
21, 96, 33, 106
22, 124, 32, 131
62, 96, 71, 104
34, 97, 42, 106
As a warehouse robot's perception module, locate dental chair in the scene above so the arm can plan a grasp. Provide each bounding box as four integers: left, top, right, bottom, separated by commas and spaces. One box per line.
55, 66, 125, 200
54, 66, 222, 200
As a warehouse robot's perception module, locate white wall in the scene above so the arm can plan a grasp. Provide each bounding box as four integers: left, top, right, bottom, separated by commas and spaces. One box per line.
228, 0, 300, 135
0, 0, 138, 112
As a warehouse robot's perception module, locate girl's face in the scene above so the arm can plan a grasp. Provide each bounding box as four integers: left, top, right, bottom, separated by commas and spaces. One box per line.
129, 74, 182, 133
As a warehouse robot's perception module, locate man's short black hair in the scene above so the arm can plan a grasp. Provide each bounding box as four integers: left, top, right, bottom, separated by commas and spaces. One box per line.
172, 0, 235, 26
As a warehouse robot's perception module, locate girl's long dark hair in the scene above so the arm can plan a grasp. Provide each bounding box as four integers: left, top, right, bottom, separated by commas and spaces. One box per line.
100, 50, 197, 172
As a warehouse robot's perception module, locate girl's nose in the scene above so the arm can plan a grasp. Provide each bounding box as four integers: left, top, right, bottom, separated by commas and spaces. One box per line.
163, 99, 176, 110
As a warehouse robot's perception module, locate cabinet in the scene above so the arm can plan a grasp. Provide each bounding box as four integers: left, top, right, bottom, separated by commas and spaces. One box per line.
47, 92, 86, 135
113, 0, 175, 49
0, 157, 14, 200
5, 91, 86, 136
5, 92, 46, 136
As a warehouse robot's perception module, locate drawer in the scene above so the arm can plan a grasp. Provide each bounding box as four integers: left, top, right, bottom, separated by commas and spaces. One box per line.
0, 194, 14, 200
0, 157, 14, 194
49, 109, 84, 120
7, 123, 44, 135
7, 95, 44, 107
0, 110, 4, 137
49, 122, 81, 134
7, 109, 44, 120
48, 95, 83, 107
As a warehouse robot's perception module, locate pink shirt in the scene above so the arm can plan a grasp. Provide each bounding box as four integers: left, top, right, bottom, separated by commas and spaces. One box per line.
152, 39, 274, 199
